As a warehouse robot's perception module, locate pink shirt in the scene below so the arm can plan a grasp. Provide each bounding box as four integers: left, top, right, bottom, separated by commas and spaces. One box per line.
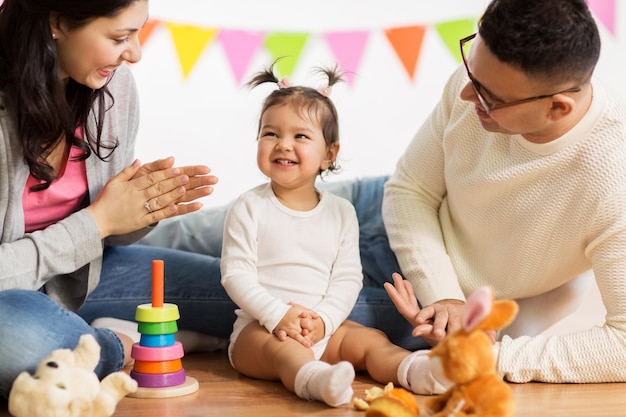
22, 145, 88, 233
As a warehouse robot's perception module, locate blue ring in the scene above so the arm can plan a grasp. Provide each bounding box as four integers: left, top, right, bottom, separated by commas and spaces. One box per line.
140, 333, 176, 347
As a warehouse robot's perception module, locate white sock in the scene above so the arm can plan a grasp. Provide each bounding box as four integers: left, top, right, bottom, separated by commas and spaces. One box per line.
397, 350, 449, 395
294, 361, 355, 407
91, 317, 140, 343
175, 330, 228, 352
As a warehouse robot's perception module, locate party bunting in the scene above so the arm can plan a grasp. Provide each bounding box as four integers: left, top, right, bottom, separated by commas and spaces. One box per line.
587, 0, 617, 35
384, 25, 427, 81
323, 31, 370, 86
135, 5, 619, 85
166, 22, 218, 79
219, 29, 266, 85
434, 18, 477, 64
264, 32, 310, 78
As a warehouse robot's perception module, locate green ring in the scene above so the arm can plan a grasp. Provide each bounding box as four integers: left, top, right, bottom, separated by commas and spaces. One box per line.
135, 303, 180, 323
137, 320, 179, 335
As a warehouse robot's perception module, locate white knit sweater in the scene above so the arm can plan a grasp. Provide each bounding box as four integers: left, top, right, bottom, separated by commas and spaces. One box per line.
383, 66, 626, 383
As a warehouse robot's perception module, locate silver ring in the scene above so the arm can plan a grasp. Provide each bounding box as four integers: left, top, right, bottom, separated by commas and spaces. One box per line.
144, 200, 152, 213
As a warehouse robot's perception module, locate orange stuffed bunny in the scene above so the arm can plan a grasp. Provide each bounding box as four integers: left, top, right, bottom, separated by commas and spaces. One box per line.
426, 286, 518, 417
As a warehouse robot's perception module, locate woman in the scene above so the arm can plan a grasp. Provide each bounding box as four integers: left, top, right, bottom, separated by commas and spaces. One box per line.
0, 0, 230, 399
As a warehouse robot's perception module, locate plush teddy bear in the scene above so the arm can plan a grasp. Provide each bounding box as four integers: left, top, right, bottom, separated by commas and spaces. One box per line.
8, 333, 138, 417
426, 286, 519, 417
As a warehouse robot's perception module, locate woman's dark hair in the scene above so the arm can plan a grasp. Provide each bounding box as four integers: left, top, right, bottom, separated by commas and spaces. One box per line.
0, 0, 138, 191
478, 0, 600, 85
247, 61, 344, 176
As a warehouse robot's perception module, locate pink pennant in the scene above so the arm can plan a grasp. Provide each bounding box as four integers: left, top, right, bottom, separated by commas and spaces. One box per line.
323, 31, 370, 86
218, 29, 266, 85
587, 0, 616, 35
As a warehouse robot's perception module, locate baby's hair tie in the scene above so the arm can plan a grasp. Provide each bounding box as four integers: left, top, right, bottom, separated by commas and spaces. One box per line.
278, 77, 292, 89
317, 86, 332, 97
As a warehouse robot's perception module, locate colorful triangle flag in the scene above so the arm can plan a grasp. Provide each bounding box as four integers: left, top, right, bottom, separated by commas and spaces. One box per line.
323, 31, 370, 86
165, 23, 218, 80
219, 29, 266, 85
384, 25, 427, 81
587, 0, 617, 35
138, 19, 161, 47
264, 32, 310, 77
434, 18, 477, 63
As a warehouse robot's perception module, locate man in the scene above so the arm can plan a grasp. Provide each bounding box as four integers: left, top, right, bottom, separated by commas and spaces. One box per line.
383, 0, 626, 385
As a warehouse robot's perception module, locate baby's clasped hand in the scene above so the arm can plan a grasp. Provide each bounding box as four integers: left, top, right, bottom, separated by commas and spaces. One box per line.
273, 306, 311, 347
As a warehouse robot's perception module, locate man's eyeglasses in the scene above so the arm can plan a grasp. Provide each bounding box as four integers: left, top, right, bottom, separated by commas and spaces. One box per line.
459, 33, 582, 115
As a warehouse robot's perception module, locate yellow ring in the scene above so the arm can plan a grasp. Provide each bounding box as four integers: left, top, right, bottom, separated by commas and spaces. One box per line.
135, 303, 180, 323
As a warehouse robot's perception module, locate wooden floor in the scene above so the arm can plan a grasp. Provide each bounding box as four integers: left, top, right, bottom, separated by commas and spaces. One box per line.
2, 350, 625, 417
2, 278, 622, 416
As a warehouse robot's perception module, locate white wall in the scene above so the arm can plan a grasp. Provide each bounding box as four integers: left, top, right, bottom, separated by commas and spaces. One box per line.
131, 0, 626, 209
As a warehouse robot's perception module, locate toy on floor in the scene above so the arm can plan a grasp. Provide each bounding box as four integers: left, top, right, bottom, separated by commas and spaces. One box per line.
8, 333, 137, 417
353, 382, 419, 417
128, 259, 199, 398
426, 286, 519, 417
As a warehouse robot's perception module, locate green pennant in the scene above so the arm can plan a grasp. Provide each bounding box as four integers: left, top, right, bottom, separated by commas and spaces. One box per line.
434, 18, 478, 63
264, 32, 310, 77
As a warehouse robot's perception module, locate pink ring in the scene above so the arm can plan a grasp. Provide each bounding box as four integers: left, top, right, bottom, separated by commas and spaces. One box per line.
130, 369, 187, 388
130, 341, 184, 362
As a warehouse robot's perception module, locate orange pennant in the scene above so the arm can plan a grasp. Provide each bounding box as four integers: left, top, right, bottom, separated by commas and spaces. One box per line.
139, 19, 161, 47
384, 25, 427, 81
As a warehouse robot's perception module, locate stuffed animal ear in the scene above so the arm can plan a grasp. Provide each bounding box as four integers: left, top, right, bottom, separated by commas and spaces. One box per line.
481, 299, 519, 331
73, 334, 101, 371
462, 286, 519, 333
461, 286, 493, 332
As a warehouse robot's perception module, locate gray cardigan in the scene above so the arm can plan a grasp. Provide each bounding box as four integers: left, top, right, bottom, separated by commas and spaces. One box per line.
0, 64, 150, 311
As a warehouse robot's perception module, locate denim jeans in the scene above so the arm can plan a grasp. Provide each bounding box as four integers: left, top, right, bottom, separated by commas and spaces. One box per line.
0, 289, 122, 399
0, 176, 426, 399
0, 244, 237, 400
137, 176, 427, 349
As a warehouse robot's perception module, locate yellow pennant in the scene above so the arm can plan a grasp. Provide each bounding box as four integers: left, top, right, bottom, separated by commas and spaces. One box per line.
166, 22, 218, 80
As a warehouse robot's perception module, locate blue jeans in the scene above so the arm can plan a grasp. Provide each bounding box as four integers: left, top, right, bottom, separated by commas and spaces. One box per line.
137, 176, 427, 349
0, 244, 236, 400
0, 176, 426, 398
0, 289, 122, 399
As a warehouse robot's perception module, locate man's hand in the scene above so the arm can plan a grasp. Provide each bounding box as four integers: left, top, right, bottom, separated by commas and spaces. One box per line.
411, 299, 465, 344
384, 272, 421, 325
384, 272, 465, 345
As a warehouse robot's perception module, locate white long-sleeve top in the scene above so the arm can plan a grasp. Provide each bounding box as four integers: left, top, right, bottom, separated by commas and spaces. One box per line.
221, 183, 363, 337
383, 66, 626, 383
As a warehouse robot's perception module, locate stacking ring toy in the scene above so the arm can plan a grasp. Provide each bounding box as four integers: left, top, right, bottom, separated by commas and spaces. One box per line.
128, 260, 199, 398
